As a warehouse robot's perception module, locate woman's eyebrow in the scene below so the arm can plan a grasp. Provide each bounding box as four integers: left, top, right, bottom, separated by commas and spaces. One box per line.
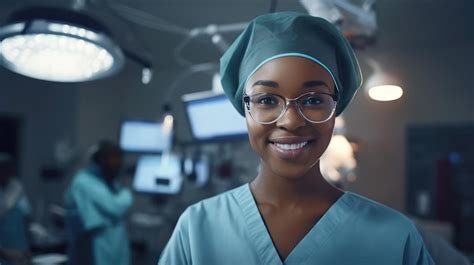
252, 80, 329, 89
252, 80, 279, 88
302, 80, 328, 88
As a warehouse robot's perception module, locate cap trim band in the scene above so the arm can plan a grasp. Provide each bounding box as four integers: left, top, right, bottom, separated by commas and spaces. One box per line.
243, 52, 340, 95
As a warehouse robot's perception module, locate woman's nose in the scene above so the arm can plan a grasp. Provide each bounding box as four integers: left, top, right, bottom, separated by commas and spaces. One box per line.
275, 102, 306, 131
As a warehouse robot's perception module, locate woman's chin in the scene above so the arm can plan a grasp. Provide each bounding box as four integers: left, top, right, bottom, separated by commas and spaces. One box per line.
265, 161, 320, 181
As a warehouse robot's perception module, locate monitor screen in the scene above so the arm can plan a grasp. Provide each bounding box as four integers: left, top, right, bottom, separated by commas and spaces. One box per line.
183, 157, 210, 187
194, 158, 210, 187
183, 91, 247, 141
132, 154, 183, 194
119, 120, 173, 153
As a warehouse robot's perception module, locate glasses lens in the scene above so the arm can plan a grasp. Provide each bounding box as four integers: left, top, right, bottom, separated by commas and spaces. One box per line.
298, 93, 336, 122
248, 93, 285, 123
246, 93, 337, 123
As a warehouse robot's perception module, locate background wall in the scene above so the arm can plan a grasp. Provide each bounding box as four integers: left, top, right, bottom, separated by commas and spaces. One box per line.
0, 70, 78, 221
345, 44, 474, 211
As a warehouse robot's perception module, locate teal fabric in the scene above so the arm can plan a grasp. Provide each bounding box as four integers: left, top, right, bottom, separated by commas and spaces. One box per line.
159, 184, 435, 265
220, 12, 362, 117
65, 166, 132, 265
0, 194, 30, 252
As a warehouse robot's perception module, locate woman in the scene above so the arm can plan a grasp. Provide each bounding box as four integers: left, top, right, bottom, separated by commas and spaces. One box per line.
159, 12, 434, 265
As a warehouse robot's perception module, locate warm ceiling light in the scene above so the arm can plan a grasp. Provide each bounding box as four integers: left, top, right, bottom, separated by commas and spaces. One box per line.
368, 85, 403, 101
0, 8, 124, 82
365, 59, 403, 102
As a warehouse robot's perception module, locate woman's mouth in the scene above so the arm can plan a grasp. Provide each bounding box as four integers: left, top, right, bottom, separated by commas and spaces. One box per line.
269, 140, 313, 159
273, 141, 309, 151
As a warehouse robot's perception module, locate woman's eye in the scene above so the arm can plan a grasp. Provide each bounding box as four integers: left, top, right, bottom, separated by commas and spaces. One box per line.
302, 96, 324, 106
255, 95, 278, 105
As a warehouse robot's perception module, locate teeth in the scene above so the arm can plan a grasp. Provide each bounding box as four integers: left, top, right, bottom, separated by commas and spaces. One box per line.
274, 141, 308, 151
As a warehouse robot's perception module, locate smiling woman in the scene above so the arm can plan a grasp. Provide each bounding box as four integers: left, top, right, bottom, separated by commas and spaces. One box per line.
158, 12, 435, 265
244, 56, 337, 182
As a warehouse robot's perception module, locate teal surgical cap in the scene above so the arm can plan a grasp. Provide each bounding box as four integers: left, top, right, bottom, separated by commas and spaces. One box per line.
220, 11, 363, 116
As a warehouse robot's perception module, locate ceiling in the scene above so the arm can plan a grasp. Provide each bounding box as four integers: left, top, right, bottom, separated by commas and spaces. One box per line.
0, 0, 473, 81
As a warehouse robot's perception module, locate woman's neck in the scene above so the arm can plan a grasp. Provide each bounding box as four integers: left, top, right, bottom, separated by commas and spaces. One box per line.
250, 163, 342, 209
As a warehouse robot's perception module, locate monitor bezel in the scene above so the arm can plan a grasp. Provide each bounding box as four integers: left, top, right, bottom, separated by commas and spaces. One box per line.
182, 91, 248, 143
132, 154, 183, 195
118, 118, 174, 154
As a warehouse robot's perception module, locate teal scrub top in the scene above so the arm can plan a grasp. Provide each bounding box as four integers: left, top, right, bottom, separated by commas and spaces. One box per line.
65, 167, 132, 265
159, 184, 435, 265
0, 194, 30, 252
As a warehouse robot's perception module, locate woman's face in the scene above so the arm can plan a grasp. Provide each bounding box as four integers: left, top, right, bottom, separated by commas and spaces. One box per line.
245, 56, 336, 179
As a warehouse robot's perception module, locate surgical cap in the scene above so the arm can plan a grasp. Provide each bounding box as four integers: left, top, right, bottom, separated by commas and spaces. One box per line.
220, 11, 362, 116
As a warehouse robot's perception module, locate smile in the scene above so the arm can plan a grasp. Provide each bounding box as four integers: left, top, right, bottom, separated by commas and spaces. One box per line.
269, 139, 313, 159
273, 141, 308, 151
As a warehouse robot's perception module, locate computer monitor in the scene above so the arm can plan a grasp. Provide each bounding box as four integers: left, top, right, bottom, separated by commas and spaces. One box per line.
132, 154, 183, 194
182, 91, 248, 142
119, 119, 173, 153
194, 158, 210, 187
183, 157, 210, 187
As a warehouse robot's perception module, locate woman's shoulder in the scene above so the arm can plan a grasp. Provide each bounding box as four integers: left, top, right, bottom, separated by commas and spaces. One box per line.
342, 191, 418, 233
175, 184, 250, 227
184, 184, 248, 216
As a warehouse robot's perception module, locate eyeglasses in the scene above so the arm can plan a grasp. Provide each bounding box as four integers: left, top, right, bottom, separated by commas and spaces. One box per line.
243, 92, 339, 124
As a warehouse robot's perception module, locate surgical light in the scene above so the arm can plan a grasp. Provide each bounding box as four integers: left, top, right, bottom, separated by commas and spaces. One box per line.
0, 8, 124, 82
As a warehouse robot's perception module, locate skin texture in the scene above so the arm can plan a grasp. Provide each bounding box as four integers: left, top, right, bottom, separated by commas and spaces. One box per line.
0, 248, 30, 265
96, 144, 123, 183
246, 56, 343, 261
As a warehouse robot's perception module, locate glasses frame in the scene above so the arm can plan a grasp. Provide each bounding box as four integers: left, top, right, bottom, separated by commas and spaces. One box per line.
243, 91, 339, 124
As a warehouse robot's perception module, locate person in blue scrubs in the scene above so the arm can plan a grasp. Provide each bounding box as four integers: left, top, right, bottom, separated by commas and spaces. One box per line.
0, 153, 31, 265
65, 141, 132, 265
159, 12, 435, 265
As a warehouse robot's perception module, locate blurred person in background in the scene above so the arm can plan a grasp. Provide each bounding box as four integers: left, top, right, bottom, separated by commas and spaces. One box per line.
65, 140, 132, 265
0, 153, 31, 265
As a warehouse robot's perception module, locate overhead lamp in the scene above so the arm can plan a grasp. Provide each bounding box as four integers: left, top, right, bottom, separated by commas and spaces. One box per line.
300, 0, 377, 48
0, 7, 125, 82
367, 85, 403, 101
365, 59, 403, 101
299, 0, 343, 24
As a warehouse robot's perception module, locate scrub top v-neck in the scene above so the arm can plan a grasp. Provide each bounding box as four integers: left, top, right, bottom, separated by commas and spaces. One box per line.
238, 183, 350, 265
158, 183, 434, 265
